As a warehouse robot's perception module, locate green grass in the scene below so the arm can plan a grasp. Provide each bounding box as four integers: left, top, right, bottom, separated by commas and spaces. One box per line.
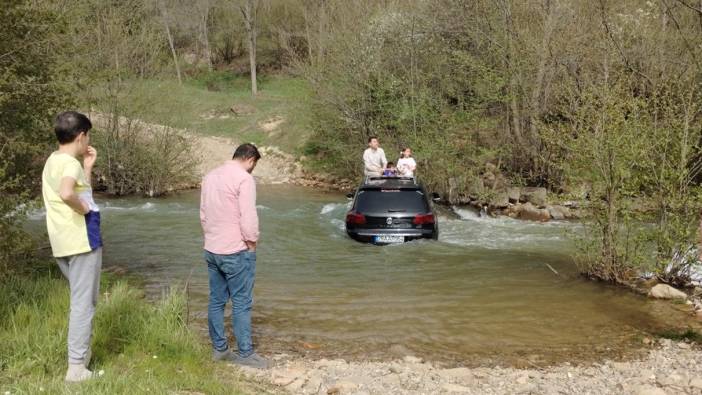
116, 72, 313, 155
0, 268, 272, 394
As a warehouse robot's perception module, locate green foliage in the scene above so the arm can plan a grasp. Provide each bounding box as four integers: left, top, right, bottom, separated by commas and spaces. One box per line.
0, 271, 252, 394
91, 117, 200, 197
302, 3, 505, 195
0, 1, 72, 276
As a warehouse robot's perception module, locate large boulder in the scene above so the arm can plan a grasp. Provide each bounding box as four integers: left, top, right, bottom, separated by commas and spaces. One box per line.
649, 284, 687, 300
520, 187, 548, 207
489, 191, 509, 209
547, 205, 572, 220
466, 177, 484, 200
507, 187, 521, 203
517, 202, 551, 222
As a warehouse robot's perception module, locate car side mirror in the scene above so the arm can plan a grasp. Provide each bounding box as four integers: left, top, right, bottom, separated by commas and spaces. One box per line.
432, 193, 441, 203
346, 193, 354, 200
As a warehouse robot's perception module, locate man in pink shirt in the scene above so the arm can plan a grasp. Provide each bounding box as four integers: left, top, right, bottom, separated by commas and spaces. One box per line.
200, 143, 268, 369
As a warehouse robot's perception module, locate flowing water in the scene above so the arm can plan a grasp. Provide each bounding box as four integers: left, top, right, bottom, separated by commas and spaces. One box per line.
28, 185, 698, 366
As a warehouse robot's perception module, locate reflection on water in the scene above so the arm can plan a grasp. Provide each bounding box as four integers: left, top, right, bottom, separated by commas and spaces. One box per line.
27, 185, 697, 366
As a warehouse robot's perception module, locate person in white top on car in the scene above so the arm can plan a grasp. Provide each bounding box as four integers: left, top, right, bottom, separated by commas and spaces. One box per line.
397, 147, 417, 177
363, 136, 387, 177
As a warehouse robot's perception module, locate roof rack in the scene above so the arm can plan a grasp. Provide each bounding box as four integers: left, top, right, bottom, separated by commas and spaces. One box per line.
363, 175, 417, 184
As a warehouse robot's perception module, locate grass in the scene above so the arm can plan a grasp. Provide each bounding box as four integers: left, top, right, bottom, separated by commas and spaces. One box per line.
115, 71, 313, 155
0, 267, 273, 395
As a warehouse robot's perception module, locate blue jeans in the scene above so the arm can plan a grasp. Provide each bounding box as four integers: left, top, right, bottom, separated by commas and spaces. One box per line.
205, 249, 256, 357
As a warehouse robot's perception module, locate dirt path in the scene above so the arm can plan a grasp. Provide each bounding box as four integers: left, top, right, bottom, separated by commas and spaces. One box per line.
192, 134, 304, 185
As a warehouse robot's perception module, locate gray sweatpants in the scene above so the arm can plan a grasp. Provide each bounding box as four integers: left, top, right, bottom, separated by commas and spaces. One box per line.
56, 248, 102, 365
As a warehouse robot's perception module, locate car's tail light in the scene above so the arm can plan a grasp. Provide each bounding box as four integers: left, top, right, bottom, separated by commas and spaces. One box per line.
413, 213, 435, 225
346, 212, 366, 225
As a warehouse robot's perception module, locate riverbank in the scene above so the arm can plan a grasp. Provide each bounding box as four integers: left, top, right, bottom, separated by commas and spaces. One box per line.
0, 268, 276, 394
4, 270, 701, 395
240, 340, 702, 394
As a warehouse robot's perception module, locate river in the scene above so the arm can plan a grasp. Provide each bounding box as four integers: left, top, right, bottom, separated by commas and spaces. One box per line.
27, 185, 696, 367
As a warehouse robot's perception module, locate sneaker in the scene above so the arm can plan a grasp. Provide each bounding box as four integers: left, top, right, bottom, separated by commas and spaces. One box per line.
231, 352, 268, 369
65, 363, 93, 382
212, 348, 232, 362
84, 347, 92, 368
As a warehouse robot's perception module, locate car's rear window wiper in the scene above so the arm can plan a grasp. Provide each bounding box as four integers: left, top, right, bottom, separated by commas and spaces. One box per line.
388, 209, 406, 212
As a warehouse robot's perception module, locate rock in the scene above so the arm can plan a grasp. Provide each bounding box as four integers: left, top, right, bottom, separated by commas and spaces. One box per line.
508, 187, 521, 203
306, 373, 323, 392
677, 342, 690, 349
466, 177, 484, 200
271, 367, 305, 386
648, 284, 688, 300
229, 104, 256, 116
519, 187, 548, 207
441, 383, 471, 393
515, 374, 529, 384
690, 377, 702, 389
328, 380, 358, 393
489, 191, 509, 209
403, 355, 422, 364
286, 377, 306, 392
518, 202, 551, 222
547, 205, 571, 220
634, 385, 668, 395
657, 372, 684, 387
438, 367, 473, 380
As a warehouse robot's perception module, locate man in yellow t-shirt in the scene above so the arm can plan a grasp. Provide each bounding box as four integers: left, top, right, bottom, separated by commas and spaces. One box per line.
41, 111, 102, 383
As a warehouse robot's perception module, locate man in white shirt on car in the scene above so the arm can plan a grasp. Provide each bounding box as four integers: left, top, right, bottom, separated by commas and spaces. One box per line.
363, 136, 387, 177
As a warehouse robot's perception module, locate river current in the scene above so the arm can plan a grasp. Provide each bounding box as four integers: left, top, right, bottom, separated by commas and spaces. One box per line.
27, 185, 695, 366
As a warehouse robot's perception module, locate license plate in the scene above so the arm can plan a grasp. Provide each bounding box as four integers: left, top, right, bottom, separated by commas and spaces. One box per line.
374, 235, 404, 243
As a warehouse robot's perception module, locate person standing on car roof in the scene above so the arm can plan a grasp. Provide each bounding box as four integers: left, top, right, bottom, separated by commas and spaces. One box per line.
363, 136, 387, 177
397, 147, 417, 177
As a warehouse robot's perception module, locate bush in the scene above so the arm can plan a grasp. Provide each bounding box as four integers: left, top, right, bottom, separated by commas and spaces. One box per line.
91, 115, 200, 197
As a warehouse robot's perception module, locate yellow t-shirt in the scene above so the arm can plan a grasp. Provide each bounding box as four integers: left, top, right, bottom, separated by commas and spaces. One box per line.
41, 152, 102, 257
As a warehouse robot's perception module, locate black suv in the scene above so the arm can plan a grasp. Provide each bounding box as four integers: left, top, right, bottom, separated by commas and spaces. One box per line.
345, 176, 439, 244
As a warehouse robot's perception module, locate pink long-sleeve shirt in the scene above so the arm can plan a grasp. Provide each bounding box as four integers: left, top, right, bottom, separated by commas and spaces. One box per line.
200, 161, 259, 255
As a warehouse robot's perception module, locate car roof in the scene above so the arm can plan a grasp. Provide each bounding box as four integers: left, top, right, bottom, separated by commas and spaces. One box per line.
360, 176, 422, 190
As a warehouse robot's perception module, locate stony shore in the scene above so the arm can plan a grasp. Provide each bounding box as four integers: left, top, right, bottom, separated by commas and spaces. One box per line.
237, 339, 702, 395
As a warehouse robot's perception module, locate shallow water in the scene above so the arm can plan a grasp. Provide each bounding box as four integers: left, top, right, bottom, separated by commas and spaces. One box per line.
27, 185, 697, 366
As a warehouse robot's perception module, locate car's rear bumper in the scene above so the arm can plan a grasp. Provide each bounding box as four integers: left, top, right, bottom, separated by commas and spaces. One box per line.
346, 228, 436, 244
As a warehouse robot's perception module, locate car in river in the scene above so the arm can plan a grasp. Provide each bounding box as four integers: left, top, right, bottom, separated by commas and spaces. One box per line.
345, 176, 439, 244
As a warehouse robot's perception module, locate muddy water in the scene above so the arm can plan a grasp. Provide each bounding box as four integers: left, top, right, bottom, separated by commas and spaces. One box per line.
28, 185, 697, 366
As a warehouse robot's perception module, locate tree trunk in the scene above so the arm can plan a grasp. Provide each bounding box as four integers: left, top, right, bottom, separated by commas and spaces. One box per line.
502, 0, 525, 153
160, 2, 182, 85
302, 4, 314, 64
241, 0, 258, 97
201, 3, 212, 71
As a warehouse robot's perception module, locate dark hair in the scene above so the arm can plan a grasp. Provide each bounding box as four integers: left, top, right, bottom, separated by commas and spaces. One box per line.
232, 143, 261, 161
387, 161, 395, 167
54, 111, 92, 144
368, 136, 378, 143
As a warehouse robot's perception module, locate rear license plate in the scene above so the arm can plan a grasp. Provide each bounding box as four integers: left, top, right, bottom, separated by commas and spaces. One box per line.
374, 235, 404, 243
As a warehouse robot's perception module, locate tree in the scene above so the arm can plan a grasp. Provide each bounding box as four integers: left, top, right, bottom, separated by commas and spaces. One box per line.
158, 0, 183, 84
0, 0, 71, 275
239, 0, 260, 96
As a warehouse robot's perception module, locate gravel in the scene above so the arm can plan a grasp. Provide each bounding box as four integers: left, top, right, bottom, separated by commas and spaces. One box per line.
235, 339, 702, 394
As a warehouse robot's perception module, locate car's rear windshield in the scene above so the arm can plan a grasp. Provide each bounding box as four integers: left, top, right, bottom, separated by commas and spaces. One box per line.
355, 189, 428, 213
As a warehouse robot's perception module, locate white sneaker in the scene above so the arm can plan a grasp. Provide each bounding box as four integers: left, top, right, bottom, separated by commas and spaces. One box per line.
65, 363, 93, 382
84, 347, 92, 368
